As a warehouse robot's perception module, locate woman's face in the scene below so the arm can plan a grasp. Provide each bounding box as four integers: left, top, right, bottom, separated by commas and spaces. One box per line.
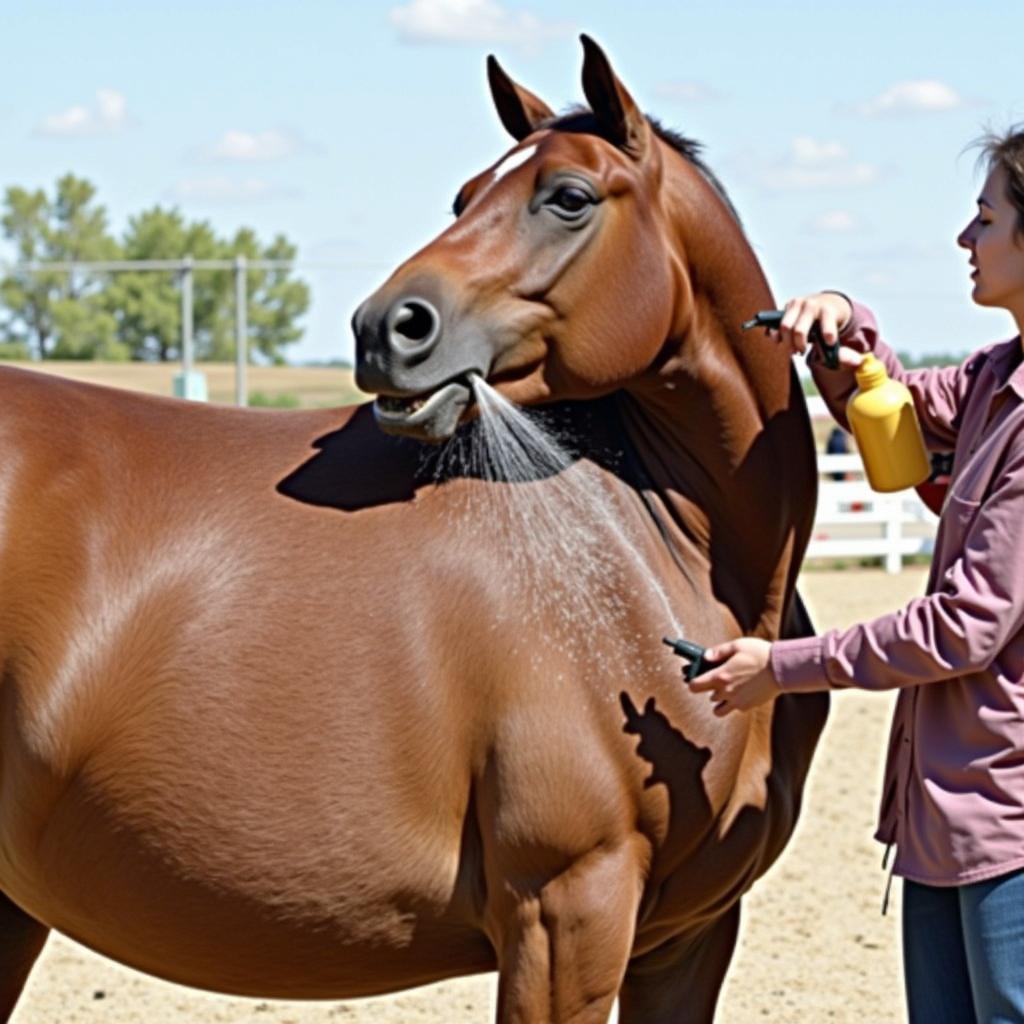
958, 165, 1024, 319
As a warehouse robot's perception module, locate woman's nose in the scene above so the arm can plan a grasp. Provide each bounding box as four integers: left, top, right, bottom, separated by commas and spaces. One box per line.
957, 216, 978, 250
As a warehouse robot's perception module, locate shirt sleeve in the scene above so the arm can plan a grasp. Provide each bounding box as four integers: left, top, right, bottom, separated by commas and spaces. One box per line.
772, 437, 1024, 692
810, 300, 978, 452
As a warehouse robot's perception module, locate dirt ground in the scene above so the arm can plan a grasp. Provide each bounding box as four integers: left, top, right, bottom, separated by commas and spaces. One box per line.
9, 568, 928, 1023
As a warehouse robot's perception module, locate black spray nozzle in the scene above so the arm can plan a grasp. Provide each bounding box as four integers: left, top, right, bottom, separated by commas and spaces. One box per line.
741, 309, 840, 370
662, 636, 720, 682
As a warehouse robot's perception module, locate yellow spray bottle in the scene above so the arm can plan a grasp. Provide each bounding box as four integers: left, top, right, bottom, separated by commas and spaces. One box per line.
846, 354, 930, 492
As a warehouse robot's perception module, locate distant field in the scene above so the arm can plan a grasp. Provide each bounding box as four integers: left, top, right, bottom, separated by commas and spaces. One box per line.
0, 360, 369, 410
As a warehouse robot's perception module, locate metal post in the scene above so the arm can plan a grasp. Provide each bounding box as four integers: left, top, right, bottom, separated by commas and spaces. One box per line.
234, 255, 248, 407
885, 495, 902, 575
172, 255, 207, 401
181, 255, 194, 375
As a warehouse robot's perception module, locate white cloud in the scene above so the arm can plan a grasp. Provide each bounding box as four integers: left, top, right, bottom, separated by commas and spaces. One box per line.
169, 177, 300, 204
389, 0, 569, 48
755, 136, 880, 191
808, 210, 858, 233
856, 80, 968, 117
653, 80, 724, 104
792, 138, 847, 163
38, 88, 128, 137
207, 129, 302, 162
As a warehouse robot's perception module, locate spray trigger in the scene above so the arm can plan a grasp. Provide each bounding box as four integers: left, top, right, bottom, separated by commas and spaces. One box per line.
662, 637, 721, 682
741, 309, 840, 370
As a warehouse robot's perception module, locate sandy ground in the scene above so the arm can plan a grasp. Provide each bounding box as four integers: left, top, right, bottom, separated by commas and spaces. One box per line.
8, 568, 929, 1023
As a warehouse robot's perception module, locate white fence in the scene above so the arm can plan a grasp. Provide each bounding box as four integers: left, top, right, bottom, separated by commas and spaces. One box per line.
806, 453, 938, 573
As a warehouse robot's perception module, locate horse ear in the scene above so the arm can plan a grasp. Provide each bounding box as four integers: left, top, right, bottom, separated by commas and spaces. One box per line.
487, 55, 555, 141
579, 34, 649, 159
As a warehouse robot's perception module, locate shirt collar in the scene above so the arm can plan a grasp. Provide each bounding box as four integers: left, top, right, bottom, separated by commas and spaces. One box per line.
989, 337, 1024, 400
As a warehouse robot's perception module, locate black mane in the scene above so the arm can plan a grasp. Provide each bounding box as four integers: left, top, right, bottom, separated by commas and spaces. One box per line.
540, 107, 741, 226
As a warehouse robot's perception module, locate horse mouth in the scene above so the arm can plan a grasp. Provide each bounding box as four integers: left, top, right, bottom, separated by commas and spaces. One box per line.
372, 378, 475, 441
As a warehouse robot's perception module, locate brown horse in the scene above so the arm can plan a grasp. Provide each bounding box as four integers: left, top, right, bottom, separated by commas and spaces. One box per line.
0, 37, 825, 1024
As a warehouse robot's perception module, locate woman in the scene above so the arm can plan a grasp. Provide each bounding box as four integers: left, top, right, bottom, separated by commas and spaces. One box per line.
692, 127, 1024, 1023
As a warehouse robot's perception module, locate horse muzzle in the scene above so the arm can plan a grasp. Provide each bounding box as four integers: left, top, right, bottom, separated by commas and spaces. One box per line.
372, 378, 475, 441
352, 286, 495, 442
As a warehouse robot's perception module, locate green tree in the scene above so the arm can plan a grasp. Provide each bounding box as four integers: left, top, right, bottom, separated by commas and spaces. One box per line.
244, 233, 310, 365
1, 177, 310, 363
202, 228, 310, 364
102, 207, 220, 361
895, 350, 968, 369
0, 175, 124, 358
104, 210, 309, 363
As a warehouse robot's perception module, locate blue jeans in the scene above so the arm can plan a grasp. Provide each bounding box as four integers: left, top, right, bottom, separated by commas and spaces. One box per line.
903, 868, 1024, 1023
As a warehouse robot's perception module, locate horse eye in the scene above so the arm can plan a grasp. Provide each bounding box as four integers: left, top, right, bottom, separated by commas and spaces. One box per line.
550, 186, 592, 214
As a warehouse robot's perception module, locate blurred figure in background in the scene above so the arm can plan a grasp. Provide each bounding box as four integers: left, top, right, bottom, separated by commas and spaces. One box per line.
825, 425, 850, 481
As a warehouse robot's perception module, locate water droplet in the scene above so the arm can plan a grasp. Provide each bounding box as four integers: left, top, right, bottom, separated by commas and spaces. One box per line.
425, 380, 684, 680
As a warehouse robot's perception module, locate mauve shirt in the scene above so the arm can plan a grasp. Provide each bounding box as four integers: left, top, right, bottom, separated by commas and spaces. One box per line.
772, 301, 1024, 886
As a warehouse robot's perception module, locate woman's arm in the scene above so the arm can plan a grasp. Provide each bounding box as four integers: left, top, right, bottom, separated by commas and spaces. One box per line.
690, 437, 1024, 709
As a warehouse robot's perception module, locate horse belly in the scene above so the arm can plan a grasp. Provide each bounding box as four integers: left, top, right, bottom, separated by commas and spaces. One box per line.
0, 643, 495, 997
2, 756, 494, 999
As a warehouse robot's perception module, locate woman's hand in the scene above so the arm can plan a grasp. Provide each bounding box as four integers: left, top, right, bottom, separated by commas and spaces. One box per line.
777, 292, 857, 362
687, 638, 780, 716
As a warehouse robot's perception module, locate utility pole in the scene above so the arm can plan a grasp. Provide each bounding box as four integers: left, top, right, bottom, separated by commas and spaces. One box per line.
234, 255, 248, 407
172, 255, 207, 401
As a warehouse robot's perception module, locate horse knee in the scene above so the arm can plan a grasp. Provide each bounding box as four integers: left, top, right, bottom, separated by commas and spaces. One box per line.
0, 892, 49, 1022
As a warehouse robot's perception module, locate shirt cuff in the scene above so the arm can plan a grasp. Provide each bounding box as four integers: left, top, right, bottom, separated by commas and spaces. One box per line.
771, 635, 831, 693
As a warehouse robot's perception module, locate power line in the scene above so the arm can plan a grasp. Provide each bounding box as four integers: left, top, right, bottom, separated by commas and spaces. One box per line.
0, 258, 388, 273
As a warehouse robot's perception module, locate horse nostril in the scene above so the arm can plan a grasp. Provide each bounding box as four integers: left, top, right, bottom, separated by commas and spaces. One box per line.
389, 298, 440, 352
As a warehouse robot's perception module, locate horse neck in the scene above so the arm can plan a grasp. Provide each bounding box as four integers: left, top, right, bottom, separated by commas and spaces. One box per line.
617, 189, 817, 635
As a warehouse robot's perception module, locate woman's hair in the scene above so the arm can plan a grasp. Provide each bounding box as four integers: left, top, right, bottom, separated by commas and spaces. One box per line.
975, 125, 1024, 238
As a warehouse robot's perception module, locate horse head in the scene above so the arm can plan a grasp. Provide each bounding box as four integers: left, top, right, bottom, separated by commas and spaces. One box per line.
353, 35, 751, 443
353, 36, 816, 639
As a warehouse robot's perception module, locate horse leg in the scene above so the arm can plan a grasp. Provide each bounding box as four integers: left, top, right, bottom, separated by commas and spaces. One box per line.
617, 902, 741, 1024
492, 843, 641, 1024
0, 893, 48, 1021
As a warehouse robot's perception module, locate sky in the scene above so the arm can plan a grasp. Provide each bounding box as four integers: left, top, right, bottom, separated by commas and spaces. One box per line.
1, 0, 1022, 364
